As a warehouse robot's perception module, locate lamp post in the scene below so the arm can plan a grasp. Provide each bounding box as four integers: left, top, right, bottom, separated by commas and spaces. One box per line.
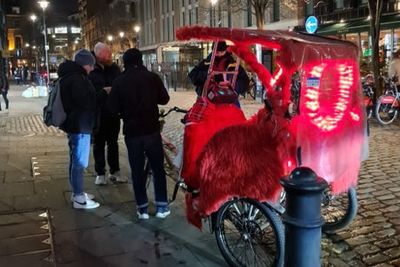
30, 14, 39, 74
210, 0, 218, 27
134, 25, 140, 48
38, 0, 50, 86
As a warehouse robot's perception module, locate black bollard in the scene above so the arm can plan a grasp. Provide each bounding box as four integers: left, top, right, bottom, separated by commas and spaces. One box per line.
280, 167, 328, 267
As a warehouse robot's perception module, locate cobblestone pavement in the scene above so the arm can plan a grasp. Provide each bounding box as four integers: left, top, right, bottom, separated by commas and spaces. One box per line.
1, 85, 400, 266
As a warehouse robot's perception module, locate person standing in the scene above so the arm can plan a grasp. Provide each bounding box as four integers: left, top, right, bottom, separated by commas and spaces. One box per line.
188, 41, 249, 107
89, 42, 126, 185
0, 71, 9, 111
108, 48, 170, 219
389, 49, 400, 83
58, 49, 100, 209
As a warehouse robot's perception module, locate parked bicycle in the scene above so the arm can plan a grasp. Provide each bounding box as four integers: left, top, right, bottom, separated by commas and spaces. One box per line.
144, 106, 187, 189
374, 76, 400, 125
362, 74, 375, 119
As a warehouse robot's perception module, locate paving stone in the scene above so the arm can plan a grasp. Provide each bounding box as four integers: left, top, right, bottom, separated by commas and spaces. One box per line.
347, 235, 374, 246
353, 226, 376, 235
0, 197, 13, 212
363, 253, 391, 266
375, 239, 399, 250
339, 250, 358, 261
331, 242, 350, 254
374, 228, 397, 239
0, 181, 34, 197
377, 195, 397, 201
354, 244, 380, 256
327, 256, 348, 267
384, 247, 400, 258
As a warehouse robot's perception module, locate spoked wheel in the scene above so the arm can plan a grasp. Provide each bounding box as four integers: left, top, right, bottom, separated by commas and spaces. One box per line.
375, 96, 398, 125
321, 187, 357, 234
214, 198, 284, 267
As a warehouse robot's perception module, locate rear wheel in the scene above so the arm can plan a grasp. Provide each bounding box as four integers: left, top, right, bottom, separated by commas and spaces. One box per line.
375, 95, 398, 125
321, 187, 357, 234
214, 198, 284, 267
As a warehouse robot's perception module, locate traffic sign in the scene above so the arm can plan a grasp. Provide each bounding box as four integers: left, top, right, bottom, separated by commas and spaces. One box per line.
305, 16, 318, 34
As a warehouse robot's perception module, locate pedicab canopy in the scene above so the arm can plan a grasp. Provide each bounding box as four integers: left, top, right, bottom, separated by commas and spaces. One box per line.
177, 26, 367, 226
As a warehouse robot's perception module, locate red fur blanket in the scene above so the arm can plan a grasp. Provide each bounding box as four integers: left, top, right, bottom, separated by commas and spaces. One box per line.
186, 108, 297, 228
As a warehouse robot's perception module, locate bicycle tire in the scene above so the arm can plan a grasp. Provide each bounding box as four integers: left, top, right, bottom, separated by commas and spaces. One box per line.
321, 187, 357, 234
214, 198, 284, 267
374, 95, 398, 125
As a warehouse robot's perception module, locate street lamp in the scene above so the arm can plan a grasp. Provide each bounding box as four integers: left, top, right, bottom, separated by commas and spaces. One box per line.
38, 0, 50, 86
107, 35, 113, 42
30, 14, 37, 23
134, 25, 140, 48
210, 0, 218, 27
119, 32, 125, 38
29, 14, 39, 74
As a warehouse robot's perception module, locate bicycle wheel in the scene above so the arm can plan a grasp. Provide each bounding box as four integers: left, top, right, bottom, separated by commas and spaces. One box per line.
214, 198, 284, 267
321, 187, 357, 234
375, 95, 398, 125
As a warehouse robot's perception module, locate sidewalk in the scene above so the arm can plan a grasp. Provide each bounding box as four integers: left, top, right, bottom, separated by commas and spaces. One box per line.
0, 86, 229, 267
1, 85, 400, 266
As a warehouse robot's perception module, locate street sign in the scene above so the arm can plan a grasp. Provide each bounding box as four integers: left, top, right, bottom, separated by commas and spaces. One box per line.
305, 16, 318, 34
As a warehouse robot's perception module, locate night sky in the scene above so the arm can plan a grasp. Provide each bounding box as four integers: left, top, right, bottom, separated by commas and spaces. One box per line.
21, 0, 78, 24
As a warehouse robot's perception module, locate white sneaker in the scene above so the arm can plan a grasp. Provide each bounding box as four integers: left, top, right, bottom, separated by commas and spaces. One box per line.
108, 171, 128, 183
72, 194, 100, 209
155, 207, 171, 219
70, 192, 95, 202
95, 175, 107, 185
136, 211, 150, 220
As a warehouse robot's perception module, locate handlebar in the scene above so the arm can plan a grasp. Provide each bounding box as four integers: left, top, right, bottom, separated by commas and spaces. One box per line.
159, 106, 188, 118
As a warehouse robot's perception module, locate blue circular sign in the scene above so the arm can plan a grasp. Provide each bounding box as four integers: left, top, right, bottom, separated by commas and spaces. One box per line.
305, 16, 318, 34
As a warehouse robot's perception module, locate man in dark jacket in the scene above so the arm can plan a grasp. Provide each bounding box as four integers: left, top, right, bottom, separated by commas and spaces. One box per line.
89, 42, 126, 185
0, 70, 9, 111
59, 49, 100, 209
108, 48, 170, 220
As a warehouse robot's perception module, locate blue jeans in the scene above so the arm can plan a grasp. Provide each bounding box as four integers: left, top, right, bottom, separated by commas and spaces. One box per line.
68, 133, 91, 195
125, 132, 168, 209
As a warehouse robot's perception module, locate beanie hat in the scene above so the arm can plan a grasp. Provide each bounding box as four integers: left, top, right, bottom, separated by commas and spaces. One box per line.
73, 49, 96, 67
123, 48, 143, 67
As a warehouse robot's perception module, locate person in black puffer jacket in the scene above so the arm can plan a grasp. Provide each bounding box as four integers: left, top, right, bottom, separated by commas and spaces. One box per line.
58, 49, 100, 210
108, 48, 170, 220
88, 42, 125, 186
0, 70, 9, 111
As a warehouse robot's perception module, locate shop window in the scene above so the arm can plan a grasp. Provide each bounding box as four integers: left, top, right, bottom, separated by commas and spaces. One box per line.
273, 0, 280, 22
246, 0, 252, 27
335, 0, 344, 9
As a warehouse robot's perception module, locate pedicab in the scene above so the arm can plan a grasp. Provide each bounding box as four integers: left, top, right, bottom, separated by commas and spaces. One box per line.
174, 26, 368, 267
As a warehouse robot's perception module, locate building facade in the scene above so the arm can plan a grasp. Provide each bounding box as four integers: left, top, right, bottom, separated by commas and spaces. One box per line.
302, 0, 400, 73
0, 0, 6, 78
134, 0, 305, 89
78, 0, 139, 63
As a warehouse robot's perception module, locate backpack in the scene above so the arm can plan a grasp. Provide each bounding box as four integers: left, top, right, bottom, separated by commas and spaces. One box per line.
43, 78, 66, 127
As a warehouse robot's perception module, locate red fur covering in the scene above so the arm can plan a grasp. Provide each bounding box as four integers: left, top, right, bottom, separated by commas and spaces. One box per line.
181, 100, 246, 189
177, 26, 367, 228
186, 109, 297, 228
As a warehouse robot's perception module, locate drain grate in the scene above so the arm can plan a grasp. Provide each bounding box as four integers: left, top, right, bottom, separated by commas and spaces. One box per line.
0, 209, 56, 266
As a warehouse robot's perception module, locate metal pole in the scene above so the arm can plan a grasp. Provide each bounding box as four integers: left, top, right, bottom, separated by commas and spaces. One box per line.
42, 8, 49, 86
281, 167, 328, 267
